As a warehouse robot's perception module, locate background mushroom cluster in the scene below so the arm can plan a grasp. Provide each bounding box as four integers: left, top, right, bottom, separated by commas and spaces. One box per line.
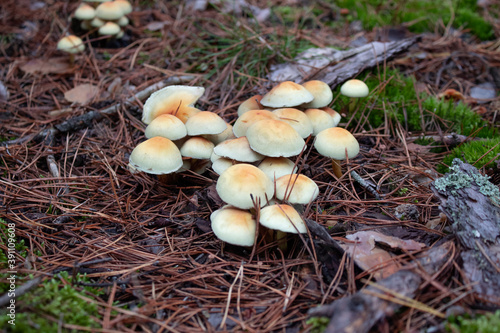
129, 79, 369, 246
74, 0, 132, 39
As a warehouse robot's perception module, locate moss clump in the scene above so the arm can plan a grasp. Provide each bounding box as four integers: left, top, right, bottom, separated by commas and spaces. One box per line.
0, 271, 104, 332
446, 310, 500, 333
335, 69, 497, 139
331, 0, 494, 40
438, 138, 500, 173
306, 316, 330, 333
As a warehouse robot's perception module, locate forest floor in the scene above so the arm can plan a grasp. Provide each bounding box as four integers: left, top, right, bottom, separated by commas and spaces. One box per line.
0, 0, 500, 332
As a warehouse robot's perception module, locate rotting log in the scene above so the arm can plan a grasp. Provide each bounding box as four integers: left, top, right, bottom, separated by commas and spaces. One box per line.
268, 36, 420, 87
430, 158, 500, 305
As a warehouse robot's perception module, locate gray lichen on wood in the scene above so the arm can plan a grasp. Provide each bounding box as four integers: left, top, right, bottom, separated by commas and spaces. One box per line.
431, 158, 500, 304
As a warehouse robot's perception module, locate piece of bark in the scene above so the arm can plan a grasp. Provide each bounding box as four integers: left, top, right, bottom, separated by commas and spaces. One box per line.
268, 36, 420, 87
308, 242, 453, 333
430, 159, 500, 304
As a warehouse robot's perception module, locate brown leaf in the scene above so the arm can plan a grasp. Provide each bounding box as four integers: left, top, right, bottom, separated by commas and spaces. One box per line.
20, 57, 73, 74
64, 84, 100, 105
341, 231, 425, 279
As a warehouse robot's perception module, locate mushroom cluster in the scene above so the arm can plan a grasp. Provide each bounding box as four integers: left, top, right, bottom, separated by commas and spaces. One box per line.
128, 85, 235, 178
211, 163, 319, 247
74, 0, 132, 38
129, 79, 369, 248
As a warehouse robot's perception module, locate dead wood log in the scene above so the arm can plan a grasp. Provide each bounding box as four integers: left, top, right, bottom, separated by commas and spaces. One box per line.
430, 159, 500, 305
268, 36, 420, 87
308, 242, 453, 333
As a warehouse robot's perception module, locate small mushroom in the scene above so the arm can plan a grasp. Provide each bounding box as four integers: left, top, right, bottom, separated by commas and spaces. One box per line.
275, 174, 319, 204
210, 206, 256, 247
340, 79, 369, 113
128, 136, 183, 183
246, 119, 305, 158
57, 35, 85, 66
314, 127, 359, 178
216, 164, 274, 209
260, 81, 314, 108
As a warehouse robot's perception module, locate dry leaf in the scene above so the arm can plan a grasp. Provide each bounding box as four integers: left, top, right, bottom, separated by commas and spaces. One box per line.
341, 231, 425, 279
64, 84, 100, 105
20, 57, 73, 75
406, 142, 430, 153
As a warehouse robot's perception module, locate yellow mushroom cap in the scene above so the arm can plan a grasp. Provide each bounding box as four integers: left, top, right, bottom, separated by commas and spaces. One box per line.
304, 108, 335, 136
98, 21, 121, 36
216, 164, 274, 209
257, 157, 297, 180
301, 80, 333, 108
213, 137, 264, 163
114, 0, 132, 15
179, 136, 214, 159
275, 174, 319, 204
320, 107, 342, 127
260, 81, 314, 108
272, 108, 313, 138
57, 35, 85, 54
340, 79, 369, 98
237, 94, 264, 116
144, 114, 187, 140
129, 136, 183, 174
142, 85, 204, 124
185, 111, 227, 136
210, 206, 256, 246
259, 204, 307, 234
74, 3, 96, 20
95, 1, 124, 20
314, 127, 360, 160
232, 109, 277, 138
246, 119, 305, 158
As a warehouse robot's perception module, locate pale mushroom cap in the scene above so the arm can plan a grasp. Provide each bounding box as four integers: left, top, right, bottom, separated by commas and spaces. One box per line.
232, 109, 277, 138
117, 16, 129, 27
114, 0, 132, 14
144, 114, 187, 140
257, 157, 297, 180
320, 107, 342, 127
98, 21, 121, 36
237, 95, 264, 116
129, 136, 183, 174
260, 81, 314, 108
142, 85, 205, 124
301, 80, 333, 108
340, 79, 369, 98
90, 17, 105, 27
272, 108, 313, 138
213, 137, 264, 163
185, 111, 227, 136
179, 136, 214, 159
259, 204, 307, 234
57, 35, 85, 54
246, 119, 305, 158
275, 174, 319, 204
314, 127, 360, 160
210, 207, 256, 246
211, 157, 236, 175
74, 3, 96, 20
304, 109, 335, 136
203, 123, 236, 145
216, 164, 274, 209
95, 1, 123, 20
